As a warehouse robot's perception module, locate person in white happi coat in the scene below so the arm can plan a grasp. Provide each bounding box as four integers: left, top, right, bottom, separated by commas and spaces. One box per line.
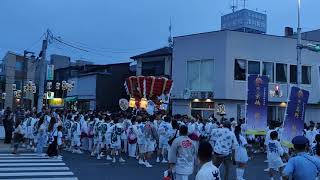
168, 125, 196, 180
195, 141, 220, 180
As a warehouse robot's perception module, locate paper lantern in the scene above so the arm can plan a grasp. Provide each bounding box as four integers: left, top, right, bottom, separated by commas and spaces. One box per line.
140, 98, 148, 109
129, 98, 136, 108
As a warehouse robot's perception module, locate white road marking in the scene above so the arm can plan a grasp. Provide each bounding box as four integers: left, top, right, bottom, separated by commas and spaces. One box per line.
0, 156, 50, 159
0, 171, 74, 177
0, 167, 70, 171
0, 153, 45, 156
0, 159, 62, 162
0, 163, 66, 167
1, 178, 78, 180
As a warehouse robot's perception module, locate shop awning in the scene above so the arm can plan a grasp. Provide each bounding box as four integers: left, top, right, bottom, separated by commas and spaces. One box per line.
64, 97, 77, 102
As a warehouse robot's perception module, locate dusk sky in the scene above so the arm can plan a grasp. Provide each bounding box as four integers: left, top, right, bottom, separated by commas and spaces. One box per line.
0, 0, 319, 64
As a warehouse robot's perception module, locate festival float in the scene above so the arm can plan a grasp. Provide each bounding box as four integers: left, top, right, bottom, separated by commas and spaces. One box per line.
123, 76, 173, 113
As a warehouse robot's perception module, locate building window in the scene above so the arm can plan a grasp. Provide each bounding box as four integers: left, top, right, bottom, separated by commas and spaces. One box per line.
267, 106, 285, 123
248, 61, 260, 75
276, 63, 287, 83
234, 59, 246, 80
15, 61, 24, 71
263, 62, 274, 82
141, 61, 165, 76
187, 59, 214, 91
290, 65, 297, 84
302, 66, 311, 84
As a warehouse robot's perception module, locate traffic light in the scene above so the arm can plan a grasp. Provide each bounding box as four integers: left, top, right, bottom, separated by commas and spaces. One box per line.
305, 43, 320, 52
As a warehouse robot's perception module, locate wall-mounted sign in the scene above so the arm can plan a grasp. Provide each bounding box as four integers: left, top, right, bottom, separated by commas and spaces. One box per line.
46, 65, 54, 81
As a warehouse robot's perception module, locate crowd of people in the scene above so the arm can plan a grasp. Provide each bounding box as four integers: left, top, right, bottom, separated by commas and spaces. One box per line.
2, 106, 320, 180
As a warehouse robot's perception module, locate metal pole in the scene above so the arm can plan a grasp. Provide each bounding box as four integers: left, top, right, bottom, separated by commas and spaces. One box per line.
297, 0, 302, 88
37, 30, 49, 113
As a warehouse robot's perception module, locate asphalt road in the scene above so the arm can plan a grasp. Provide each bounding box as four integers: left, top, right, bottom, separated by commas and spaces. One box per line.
62, 151, 272, 180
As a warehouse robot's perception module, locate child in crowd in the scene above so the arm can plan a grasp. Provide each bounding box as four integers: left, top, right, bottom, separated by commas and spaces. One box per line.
57, 125, 63, 159
127, 116, 138, 158
110, 117, 125, 163
91, 116, 102, 159
71, 116, 82, 154
157, 116, 172, 163
234, 125, 249, 180
266, 131, 284, 180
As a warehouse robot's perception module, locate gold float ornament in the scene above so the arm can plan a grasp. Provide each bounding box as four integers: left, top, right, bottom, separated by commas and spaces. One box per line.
140, 98, 148, 109
129, 98, 136, 108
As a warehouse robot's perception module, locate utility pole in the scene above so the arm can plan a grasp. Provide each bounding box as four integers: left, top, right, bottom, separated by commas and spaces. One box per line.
37, 29, 49, 113
297, 0, 302, 88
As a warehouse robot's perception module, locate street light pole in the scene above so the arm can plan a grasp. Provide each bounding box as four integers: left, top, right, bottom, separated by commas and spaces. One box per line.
297, 0, 302, 88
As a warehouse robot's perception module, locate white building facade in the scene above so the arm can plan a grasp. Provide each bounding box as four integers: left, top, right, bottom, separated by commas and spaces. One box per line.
171, 30, 320, 123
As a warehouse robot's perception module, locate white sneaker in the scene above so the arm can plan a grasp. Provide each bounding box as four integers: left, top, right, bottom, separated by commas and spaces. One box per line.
106, 155, 112, 160
97, 155, 101, 160
100, 152, 105, 157
138, 159, 144, 165
136, 156, 139, 160
145, 162, 152, 168
119, 158, 126, 163
76, 150, 83, 154
91, 152, 95, 157
112, 158, 116, 163
161, 159, 168, 163
156, 157, 160, 163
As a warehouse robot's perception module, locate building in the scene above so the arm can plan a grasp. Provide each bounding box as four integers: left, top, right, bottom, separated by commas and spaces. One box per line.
50, 54, 94, 70
171, 30, 320, 122
221, 8, 267, 34
54, 63, 132, 111
1, 51, 37, 110
50, 54, 71, 70
131, 47, 172, 78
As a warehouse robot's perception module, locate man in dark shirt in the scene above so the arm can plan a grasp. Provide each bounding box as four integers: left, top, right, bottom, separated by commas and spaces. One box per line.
3, 107, 13, 144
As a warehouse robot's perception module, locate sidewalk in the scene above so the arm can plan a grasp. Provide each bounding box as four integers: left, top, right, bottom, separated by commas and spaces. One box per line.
0, 140, 12, 152
0, 140, 32, 153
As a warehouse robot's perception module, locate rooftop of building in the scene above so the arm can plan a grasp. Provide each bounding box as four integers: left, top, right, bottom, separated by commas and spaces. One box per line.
173, 29, 320, 43
130, 47, 172, 59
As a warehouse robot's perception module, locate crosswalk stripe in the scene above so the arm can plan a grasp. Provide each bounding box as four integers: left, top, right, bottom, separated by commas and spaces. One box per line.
0, 171, 74, 177
0, 153, 46, 156
0, 153, 77, 180
0, 163, 66, 167
1, 178, 78, 180
0, 167, 70, 171
0, 156, 51, 159
0, 159, 62, 162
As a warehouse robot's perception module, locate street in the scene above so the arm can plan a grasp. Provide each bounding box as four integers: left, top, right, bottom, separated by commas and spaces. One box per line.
0, 149, 272, 180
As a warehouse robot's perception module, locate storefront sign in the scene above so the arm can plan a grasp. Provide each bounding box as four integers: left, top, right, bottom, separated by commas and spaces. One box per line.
282, 87, 309, 147
46, 65, 54, 81
246, 75, 269, 135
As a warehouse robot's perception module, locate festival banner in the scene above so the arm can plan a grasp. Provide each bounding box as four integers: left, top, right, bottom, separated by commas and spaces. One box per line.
282, 86, 309, 147
246, 75, 269, 135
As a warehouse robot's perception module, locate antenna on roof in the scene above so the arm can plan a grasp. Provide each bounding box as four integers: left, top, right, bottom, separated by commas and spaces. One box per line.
168, 17, 173, 48
242, 0, 247, 9
231, 0, 238, 12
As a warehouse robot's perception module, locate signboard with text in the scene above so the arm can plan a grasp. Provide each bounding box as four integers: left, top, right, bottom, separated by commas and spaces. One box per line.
47, 65, 54, 81
281, 87, 309, 147
246, 75, 269, 135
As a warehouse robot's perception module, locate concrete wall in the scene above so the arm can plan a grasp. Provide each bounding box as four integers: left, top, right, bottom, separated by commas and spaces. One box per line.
4, 53, 16, 109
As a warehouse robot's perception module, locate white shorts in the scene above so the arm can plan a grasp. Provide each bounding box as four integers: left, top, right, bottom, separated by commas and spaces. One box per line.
72, 136, 81, 147
146, 141, 156, 152
159, 142, 169, 149
268, 158, 284, 170
138, 144, 146, 154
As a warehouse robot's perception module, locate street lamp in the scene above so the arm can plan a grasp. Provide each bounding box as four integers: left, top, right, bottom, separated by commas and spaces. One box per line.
297, 0, 302, 88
